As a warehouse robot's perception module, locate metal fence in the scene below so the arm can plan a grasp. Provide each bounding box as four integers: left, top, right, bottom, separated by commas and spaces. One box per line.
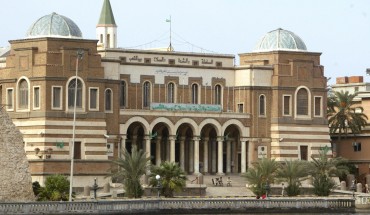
0, 198, 355, 214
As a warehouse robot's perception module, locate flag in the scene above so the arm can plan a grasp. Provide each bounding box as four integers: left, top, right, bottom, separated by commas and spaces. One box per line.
166, 18, 171, 22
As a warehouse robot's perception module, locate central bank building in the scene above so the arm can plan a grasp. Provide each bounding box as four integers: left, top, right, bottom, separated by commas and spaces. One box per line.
0, 0, 331, 187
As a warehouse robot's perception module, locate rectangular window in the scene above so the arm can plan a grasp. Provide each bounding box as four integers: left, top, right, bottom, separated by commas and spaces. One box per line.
314, 96, 322, 116
192, 60, 199, 66
283, 95, 291, 116
169, 59, 175, 65
89, 88, 98, 110
259, 95, 266, 116
300, 145, 308, 160
33, 86, 40, 109
52, 86, 62, 109
6, 88, 14, 111
144, 58, 151, 64
237, 103, 244, 113
107, 34, 110, 47
353, 142, 361, 152
73, 141, 81, 159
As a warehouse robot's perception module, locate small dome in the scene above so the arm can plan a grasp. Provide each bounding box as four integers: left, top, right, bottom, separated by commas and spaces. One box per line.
253, 28, 307, 52
26, 12, 82, 39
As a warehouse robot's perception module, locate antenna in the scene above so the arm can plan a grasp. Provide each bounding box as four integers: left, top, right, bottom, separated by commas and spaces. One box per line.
166, 16, 174, 51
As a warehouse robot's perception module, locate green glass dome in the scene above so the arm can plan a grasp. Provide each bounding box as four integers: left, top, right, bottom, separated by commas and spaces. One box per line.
253, 28, 307, 52
26, 12, 82, 39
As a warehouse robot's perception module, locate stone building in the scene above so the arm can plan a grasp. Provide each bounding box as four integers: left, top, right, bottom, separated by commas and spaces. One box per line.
0, 0, 331, 188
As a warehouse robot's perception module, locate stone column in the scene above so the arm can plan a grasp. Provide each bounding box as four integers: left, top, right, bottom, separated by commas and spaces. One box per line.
193, 136, 200, 174
241, 139, 247, 173
203, 137, 209, 174
226, 140, 231, 174
169, 135, 176, 162
217, 137, 224, 175
145, 136, 151, 160
132, 135, 138, 148
247, 140, 253, 171
119, 135, 126, 159
189, 139, 194, 173
156, 136, 162, 166
211, 139, 217, 173
180, 137, 185, 170
166, 137, 170, 161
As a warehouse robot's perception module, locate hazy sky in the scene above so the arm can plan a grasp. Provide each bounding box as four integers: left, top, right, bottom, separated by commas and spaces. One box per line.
1, 0, 369, 83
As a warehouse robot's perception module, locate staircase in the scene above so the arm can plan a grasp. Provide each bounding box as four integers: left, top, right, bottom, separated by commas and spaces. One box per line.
187, 174, 255, 197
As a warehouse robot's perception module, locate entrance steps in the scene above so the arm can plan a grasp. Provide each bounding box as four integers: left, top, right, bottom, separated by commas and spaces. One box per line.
187, 174, 254, 197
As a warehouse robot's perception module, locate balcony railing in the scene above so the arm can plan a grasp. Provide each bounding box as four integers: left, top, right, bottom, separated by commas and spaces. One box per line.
0, 198, 354, 214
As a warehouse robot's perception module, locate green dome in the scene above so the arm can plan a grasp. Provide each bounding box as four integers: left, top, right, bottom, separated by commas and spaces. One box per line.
253, 28, 307, 52
26, 12, 82, 39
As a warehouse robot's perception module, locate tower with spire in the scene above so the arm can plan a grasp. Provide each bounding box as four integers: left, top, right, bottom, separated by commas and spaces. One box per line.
97, 0, 117, 48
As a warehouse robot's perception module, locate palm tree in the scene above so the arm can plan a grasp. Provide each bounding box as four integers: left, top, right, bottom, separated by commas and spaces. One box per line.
149, 162, 187, 198
328, 90, 368, 140
243, 158, 279, 197
308, 146, 349, 196
276, 160, 309, 196
110, 146, 151, 198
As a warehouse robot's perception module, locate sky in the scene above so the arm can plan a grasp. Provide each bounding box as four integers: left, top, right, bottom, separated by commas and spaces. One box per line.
1, 0, 369, 84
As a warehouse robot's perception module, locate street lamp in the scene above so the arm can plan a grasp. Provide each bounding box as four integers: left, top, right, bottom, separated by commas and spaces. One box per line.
69, 49, 84, 202
350, 180, 356, 199
92, 178, 99, 200
264, 179, 270, 199
156, 175, 162, 198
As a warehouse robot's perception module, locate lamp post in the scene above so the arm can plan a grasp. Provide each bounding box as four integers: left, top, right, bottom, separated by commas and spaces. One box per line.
156, 175, 161, 198
69, 49, 84, 202
264, 179, 270, 199
92, 178, 99, 200
350, 180, 356, 199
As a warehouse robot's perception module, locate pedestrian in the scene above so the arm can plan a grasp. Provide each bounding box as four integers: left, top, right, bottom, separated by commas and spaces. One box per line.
281, 183, 285, 196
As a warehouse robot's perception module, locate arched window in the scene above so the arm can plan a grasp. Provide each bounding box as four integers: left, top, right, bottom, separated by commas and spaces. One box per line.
105, 89, 112, 111
167, 82, 175, 103
120, 81, 126, 108
259, 94, 266, 116
191, 84, 198, 104
18, 79, 29, 109
214, 84, 222, 105
296, 88, 309, 115
68, 78, 83, 109
143, 81, 151, 108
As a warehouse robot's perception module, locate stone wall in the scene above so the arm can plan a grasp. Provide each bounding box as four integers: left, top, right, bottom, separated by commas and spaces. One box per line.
0, 108, 34, 202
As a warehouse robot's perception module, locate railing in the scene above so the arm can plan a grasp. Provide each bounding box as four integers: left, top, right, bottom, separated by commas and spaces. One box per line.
0, 198, 355, 214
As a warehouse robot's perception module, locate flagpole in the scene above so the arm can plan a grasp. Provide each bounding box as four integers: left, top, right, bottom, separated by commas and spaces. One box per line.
166, 16, 173, 51
69, 49, 84, 202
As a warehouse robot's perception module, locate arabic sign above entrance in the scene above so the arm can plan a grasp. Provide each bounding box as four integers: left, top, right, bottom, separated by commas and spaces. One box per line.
151, 103, 222, 112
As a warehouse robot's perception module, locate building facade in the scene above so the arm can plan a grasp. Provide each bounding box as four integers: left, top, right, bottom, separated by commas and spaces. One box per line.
0, 0, 331, 187
331, 76, 370, 181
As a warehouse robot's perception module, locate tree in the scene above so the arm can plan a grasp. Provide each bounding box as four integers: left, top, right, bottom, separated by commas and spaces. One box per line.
149, 161, 187, 198
110, 146, 151, 198
276, 160, 309, 196
328, 90, 368, 140
308, 146, 349, 196
243, 158, 279, 197
37, 175, 70, 201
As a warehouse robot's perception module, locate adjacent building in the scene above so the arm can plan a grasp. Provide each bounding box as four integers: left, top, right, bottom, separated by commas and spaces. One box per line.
0, 0, 331, 187
331, 76, 370, 181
